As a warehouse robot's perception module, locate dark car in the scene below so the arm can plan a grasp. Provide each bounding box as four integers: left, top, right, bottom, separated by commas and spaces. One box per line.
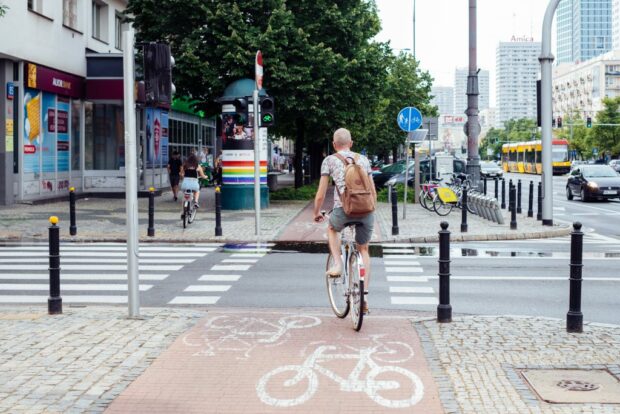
566, 165, 620, 201
372, 161, 411, 189
480, 161, 503, 178
385, 158, 467, 187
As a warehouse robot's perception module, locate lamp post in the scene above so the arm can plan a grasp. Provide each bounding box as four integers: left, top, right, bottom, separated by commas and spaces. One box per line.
466, 0, 481, 188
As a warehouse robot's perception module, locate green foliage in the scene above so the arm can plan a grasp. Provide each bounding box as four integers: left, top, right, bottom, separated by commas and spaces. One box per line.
270, 181, 318, 200
555, 111, 592, 158
589, 97, 620, 157
479, 118, 540, 159
0, 3, 8, 17
376, 184, 415, 204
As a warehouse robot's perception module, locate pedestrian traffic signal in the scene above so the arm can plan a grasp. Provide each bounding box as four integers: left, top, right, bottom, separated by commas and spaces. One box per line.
233, 97, 249, 126
586, 117, 592, 128
557, 116, 562, 128
259, 96, 275, 127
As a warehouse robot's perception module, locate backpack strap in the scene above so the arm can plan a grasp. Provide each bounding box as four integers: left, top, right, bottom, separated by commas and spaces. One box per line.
333, 153, 357, 166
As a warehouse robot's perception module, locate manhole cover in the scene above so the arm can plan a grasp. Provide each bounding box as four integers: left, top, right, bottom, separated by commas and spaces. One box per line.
557, 380, 600, 391
521, 369, 620, 404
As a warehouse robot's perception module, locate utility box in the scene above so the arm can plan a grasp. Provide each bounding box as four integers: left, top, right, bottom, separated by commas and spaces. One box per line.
435, 154, 455, 182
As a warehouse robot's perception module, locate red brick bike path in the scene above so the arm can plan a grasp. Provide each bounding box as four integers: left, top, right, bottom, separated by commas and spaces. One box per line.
105, 309, 442, 414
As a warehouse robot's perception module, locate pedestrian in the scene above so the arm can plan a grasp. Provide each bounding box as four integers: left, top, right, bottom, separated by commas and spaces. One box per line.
167, 150, 182, 201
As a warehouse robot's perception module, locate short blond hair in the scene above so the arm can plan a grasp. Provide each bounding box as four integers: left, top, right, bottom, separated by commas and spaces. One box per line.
333, 128, 352, 147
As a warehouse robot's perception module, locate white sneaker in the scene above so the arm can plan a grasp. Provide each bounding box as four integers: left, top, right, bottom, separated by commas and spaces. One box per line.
325, 264, 343, 278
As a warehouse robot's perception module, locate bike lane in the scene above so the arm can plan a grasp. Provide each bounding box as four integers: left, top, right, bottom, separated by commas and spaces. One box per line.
105, 309, 443, 413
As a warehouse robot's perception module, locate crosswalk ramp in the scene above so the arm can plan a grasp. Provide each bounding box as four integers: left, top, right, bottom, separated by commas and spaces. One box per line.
0, 243, 220, 304
168, 243, 273, 305
381, 243, 437, 307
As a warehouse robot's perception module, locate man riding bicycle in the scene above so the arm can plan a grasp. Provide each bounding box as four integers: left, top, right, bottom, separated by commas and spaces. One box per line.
313, 128, 376, 313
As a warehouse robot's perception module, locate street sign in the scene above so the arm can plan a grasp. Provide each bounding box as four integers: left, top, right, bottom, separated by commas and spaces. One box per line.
255, 51, 263, 90
397, 107, 423, 132
422, 116, 438, 140
407, 129, 428, 143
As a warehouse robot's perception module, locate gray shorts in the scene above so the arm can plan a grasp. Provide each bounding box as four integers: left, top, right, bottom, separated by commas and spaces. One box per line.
329, 208, 374, 245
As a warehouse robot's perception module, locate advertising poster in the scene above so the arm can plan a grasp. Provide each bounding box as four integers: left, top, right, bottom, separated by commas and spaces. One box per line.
55, 97, 70, 172
221, 112, 254, 142
23, 88, 41, 174
41, 92, 56, 173
146, 108, 169, 167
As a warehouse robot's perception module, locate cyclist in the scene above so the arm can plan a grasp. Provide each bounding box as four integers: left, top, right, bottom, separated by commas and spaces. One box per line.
313, 128, 376, 312
180, 153, 209, 208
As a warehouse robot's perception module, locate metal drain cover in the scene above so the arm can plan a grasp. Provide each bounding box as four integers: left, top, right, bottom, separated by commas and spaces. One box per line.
521, 369, 620, 404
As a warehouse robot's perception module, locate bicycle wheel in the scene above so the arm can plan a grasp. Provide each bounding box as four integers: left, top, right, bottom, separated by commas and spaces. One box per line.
325, 253, 349, 318
182, 202, 189, 228
188, 204, 197, 224
419, 191, 430, 210
433, 198, 453, 216
348, 252, 364, 332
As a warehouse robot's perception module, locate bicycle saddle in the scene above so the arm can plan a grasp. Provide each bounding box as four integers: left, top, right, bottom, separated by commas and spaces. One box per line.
344, 221, 364, 227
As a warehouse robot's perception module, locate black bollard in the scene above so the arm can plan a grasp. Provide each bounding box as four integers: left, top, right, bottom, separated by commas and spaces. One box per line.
567, 222, 584, 333
483, 177, 487, 195
147, 187, 155, 237
501, 179, 506, 209
215, 186, 223, 236
69, 187, 77, 236
437, 222, 452, 323
508, 182, 514, 212
391, 186, 399, 236
537, 182, 542, 221
517, 179, 522, 214
510, 186, 517, 230
527, 181, 534, 218
461, 186, 468, 233
48, 216, 62, 315
494, 177, 499, 200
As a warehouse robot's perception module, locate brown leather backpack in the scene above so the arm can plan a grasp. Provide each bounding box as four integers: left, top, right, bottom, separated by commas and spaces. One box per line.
333, 153, 376, 217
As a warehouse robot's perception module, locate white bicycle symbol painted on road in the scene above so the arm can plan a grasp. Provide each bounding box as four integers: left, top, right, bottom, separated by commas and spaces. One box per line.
182, 315, 322, 359
256, 340, 424, 408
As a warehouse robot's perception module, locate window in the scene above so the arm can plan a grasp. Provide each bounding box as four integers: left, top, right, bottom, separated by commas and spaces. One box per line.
85, 103, 124, 170
92, 1, 109, 42
115, 12, 123, 50
63, 0, 78, 29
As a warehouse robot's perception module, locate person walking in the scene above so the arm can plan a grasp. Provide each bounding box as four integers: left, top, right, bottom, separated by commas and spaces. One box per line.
166, 151, 182, 201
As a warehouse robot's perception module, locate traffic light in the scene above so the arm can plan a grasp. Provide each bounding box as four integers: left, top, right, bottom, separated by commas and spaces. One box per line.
233, 97, 249, 126
144, 43, 173, 106
587, 117, 592, 128
259, 96, 275, 127
557, 116, 562, 128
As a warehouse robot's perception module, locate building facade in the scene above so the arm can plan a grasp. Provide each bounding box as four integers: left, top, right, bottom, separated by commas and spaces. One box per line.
496, 40, 541, 128
556, 0, 612, 65
553, 50, 620, 119
613, 0, 620, 50
453, 68, 489, 117
0, 0, 214, 205
430, 86, 454, 115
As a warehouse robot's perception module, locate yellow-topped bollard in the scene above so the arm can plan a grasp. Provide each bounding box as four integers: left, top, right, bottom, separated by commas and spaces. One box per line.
215, 186, 221, 193
149, 186, 155, 192
48, 214, 62, 314
49, 216, 59, 225
69, 187, 75, 192
215, 186, 222, 236
148, 186, 155, 237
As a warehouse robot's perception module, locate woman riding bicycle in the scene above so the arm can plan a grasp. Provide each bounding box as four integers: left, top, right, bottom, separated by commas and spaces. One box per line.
180, 154, 208, 208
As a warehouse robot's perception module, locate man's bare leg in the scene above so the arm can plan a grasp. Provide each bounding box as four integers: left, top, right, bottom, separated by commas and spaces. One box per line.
357, 243, 371, 289
327, 225, 342, 273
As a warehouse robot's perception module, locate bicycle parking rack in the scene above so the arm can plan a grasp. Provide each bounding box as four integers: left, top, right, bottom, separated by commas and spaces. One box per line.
467, 191, 505, 225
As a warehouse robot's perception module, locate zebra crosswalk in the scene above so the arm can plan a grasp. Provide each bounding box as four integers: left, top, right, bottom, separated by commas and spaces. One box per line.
0, 242, 220, 304
168, 243, 274, 305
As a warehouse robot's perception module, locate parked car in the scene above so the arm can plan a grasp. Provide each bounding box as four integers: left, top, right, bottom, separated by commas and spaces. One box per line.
566, 164, 620, 201
609, 159, 620, 173
480, 161, 503, 178
371, 160, 385, 171
385, 158, 467, 188
372, 161, 411, 189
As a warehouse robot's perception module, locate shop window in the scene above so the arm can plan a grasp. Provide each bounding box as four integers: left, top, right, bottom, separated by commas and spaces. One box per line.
71, 100, 81, 171
85, 102, 124, 170
92, 1, 109, 42
63, 0, 78, 29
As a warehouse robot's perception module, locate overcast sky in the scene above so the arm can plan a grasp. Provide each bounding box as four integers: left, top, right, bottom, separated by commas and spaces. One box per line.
374, 0, 556, 107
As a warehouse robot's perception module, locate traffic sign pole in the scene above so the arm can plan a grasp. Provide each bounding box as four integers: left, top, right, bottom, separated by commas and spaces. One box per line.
397, 107, 424, 220
254, 51, 263, 237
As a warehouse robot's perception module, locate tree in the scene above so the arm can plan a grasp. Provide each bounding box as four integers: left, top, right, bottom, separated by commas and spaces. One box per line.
555, 111, 591, 159
478, 118, 539, 159
590, 97, 620, 158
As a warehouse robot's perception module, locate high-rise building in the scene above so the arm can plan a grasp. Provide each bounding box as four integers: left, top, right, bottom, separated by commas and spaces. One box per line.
496, 40, 541, 127
556, 0, 612, 65
431, 86, 454, 115
613, 0, 620, 50
453, 68, 489, 116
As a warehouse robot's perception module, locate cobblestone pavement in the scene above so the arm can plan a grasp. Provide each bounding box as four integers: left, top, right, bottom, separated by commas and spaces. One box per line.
414, 316, 620, 414
0, 306, 205, 413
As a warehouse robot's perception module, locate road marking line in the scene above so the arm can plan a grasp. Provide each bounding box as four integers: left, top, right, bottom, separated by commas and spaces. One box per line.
384, 260, 421, 266
391, 296, 437, 305
0, 274, 168, 281
0, 264, 183, 271
168, 296, 220, 305
0, 284, 152, 291
230, 253, 265, 258
380, 243, 415, 248
572, 213, 598, 216
184, 285, 231, 292
210, 265, 251, 271
386, 276, 430, 282
424, 276, 620, 281
0, 295, 128, 303
389, 287, 434, 294
221, 259, 258, 263
382, 249, 415, 254
0, 258, 193, 264
199, 275, 241, 282
0, 246, 216, 253
385, 267, 423, 273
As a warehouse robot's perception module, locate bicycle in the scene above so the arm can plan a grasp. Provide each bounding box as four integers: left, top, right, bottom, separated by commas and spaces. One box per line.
322, 211, 365, 332
418, 181, 440, 211
181, 189, 198, 228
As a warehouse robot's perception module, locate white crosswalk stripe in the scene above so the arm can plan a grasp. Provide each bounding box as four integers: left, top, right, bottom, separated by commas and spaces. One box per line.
0, 243, 220, 304
382, 244, 436, 307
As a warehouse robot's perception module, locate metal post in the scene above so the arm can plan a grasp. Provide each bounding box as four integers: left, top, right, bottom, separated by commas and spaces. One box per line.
461, 186, 468, 233
437, 222, 452, 323
391, 186, 399, 236
123, 25, 140, 318
501, 178, 506, 209
69, 187, 77, 236
510, 186, 517, 230
566, 222, 583, 333
494, 177, 498, 200
215, 186, 223, 236
528, 181, 534, 218
48, 216, 62, 315
466, 0, 481, 187
537, 182, 543, 221
517, 179, 522, 214
539, 0, 561, 226
508, 180, 513, 212
483, 177, 487, 195
253, 89, 261, 237
147, 187, 155, 237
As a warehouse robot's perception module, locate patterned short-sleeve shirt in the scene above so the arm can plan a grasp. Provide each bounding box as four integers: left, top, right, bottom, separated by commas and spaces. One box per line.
320, 150, 372, 208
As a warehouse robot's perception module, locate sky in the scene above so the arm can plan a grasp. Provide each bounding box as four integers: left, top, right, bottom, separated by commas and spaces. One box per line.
374, 0, 555, 107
